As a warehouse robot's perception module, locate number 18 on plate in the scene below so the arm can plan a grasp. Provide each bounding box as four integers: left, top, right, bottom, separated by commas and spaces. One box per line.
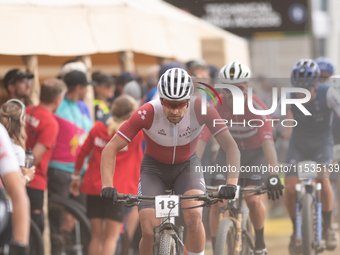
155, 195, 179, 218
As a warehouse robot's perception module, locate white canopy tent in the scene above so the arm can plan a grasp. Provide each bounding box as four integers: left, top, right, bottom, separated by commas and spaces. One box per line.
0, 0, 249, 63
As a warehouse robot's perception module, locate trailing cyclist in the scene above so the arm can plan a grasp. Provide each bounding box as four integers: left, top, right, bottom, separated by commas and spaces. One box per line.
284, 59, 340, 254
198, 61, 284, 255
100, 68, 240, 255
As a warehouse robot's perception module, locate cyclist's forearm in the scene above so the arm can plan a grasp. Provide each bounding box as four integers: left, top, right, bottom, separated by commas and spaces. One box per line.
225, 149, 240, 185
215, 130, 240, 184
262, 140, 278, 174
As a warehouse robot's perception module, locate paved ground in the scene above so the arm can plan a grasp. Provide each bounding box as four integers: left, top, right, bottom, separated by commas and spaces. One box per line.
204, 218, 340, 255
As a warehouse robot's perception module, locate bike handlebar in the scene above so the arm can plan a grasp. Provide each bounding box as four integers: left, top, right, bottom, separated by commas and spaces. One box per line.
206, 184, 268, 196
116, 192, 221, 207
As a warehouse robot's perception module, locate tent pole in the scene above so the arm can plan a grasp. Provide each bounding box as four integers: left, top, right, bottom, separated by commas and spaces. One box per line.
119, 51, 135, 73
76, 55, 95, 121
22, 55, 52, 255
21, 55, 39, 106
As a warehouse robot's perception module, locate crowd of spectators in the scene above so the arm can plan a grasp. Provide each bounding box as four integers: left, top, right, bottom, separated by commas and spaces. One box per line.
0, 58, 224, 255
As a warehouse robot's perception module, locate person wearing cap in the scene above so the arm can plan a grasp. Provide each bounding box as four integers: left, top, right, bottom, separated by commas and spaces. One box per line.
315, 57, 335, 83
2, 69, 34, 105
108, 72, 136, 105
48, 70, 93, 255
92, 72, 115, 122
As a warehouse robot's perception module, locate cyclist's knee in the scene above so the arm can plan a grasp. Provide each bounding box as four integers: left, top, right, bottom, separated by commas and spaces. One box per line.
183, 209, 202, 231
245, 196, 261, 210
141, 227, 154, 243
284, 178, 299, 197
315, 178, 330, 186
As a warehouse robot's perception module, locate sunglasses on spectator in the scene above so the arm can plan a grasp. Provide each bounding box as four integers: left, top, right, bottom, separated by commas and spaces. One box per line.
161, 99, 189, 110
6, 99, 25, 120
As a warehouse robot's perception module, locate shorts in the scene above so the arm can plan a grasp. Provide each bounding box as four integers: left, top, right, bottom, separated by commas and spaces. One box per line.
212, 147, 268, 187
87, 195, 125, 222
285, 132, 333, 177
138, 153, 206, 211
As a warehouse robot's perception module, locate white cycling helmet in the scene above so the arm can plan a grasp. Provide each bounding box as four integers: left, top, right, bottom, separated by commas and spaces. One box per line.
219, 61, 251, 84
157, 68, 193, 101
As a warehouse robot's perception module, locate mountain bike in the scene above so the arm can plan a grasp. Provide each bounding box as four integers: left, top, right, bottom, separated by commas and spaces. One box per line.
293, 161, 328, 255
212, 183, 268, 255
116, 189, 222, 255
332, 144, 340, 229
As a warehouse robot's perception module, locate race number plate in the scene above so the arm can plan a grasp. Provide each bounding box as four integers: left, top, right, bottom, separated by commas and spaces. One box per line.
297, 161, 318, 179
155, 195, 179, 218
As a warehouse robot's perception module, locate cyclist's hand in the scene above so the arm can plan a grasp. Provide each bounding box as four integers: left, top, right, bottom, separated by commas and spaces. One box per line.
101, 187, 118, 202
266, 175, 284, 201
218, 184, 237, 199
8, 242, 30, 255
69, 179, 80, 197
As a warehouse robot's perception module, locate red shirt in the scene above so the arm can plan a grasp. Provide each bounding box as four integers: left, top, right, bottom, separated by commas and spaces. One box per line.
25, 106, 59, 190
200, 94, 273, 150
75, 121, 143, 196
118, 97, 228, 164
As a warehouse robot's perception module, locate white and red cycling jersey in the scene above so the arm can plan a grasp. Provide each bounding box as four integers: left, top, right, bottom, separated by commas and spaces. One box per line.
118, 97, 228, 164
200, 93, 273, 150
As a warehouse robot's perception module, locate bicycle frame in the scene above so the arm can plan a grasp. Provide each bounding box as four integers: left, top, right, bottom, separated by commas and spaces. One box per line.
117, 190, 220, 255
217, 185, 266, 255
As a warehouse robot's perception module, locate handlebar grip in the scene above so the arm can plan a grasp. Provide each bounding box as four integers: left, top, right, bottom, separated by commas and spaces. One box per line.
117, 193, 125, 199
211, 192, 220, 198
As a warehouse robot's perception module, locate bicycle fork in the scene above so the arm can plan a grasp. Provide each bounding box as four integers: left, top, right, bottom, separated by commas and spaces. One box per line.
314, 183, 323, 250
295, 184, 302, 246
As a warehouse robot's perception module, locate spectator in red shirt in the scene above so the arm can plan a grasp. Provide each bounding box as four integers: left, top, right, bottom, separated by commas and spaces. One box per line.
25, 78, 67, 232
70, 95, 143, 255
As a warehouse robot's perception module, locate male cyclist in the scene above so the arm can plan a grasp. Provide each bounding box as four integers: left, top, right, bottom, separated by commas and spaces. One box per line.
315, 57, 335, 83
100, 68, 241, 255
198, 62, 284, 255
285, 59, 340, 254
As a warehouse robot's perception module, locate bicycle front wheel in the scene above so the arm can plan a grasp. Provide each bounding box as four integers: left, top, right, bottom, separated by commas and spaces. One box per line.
158, 234, 176, 255
302, 192, 314, 255
241, 205, 253, 255
215, 219, 235, 255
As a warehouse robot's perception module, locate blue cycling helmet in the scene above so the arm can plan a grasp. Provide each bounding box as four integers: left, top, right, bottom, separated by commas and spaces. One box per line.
315, 57, 335, 74
291, 59, 320, 87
